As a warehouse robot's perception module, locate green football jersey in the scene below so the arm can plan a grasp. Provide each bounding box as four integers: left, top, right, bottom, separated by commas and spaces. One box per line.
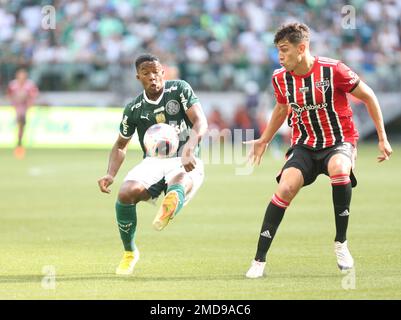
119, 80, 200, 157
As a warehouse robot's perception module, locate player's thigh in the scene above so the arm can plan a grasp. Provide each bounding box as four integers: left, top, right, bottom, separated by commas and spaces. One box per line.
276, 146, 316, 191
327, 154, 352, 176
326, 144, 354, 176
118, 180, 151, 204
276, 167, 304, 203
168, 172, 194, 194
165, 157, 205, 205
122, 158, 165, 203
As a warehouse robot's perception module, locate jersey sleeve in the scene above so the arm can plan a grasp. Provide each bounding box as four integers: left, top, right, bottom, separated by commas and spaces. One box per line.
119, 103, 136, 139
29, 82, 39, 98
335, 62, 360, 93
179, 80, 200, 111
7, 82, 14, 97
27, 81, 39, 104
272, 77, 287, 104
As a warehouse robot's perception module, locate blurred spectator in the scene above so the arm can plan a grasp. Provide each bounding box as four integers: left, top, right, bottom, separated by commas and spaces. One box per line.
266, 106, 291, 159
231, 105, 261, 142
208, 107, 229, 130
163, 64, 180, 80
207, 107, 231, 142
0, 0, 400, 96
232, 106, 252, 130
244, 80, 260, 120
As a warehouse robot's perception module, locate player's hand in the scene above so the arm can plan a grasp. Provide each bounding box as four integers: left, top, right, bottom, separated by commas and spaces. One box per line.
243, 139, 269, 166
377, 139, 392, 162
181, 144, 196, 172
98, 174, 114, 193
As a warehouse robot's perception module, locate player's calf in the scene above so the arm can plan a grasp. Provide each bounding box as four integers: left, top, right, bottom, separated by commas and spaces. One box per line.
330, 174, 352, 243
246, 194, 290, 279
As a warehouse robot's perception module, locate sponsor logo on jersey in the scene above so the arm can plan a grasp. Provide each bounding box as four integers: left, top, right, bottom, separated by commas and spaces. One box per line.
164, 85, 178, 93
122, 115, 129, 135
140, 113, 150, 121
299, 86, 310, 93
153, 106, 165, 113
180, 92, 188, 110
315, 79, 330, 94
131, 101, 142, 111
289, 102, 328, 115
166, 100, 180, 115
348, 71, 359, 85
155, 113, 166, 123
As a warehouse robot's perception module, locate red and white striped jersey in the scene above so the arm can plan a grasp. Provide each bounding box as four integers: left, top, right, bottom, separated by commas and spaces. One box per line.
272, 56, 360, 150
7, 79, 39, 115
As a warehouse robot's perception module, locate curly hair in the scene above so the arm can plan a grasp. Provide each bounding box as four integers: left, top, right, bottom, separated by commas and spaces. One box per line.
135, 54, 160, 70
274, 22, 310, 45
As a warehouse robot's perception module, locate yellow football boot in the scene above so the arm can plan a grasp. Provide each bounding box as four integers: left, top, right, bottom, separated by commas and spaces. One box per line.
115, 250, 140, 275
152, 191, 179, 231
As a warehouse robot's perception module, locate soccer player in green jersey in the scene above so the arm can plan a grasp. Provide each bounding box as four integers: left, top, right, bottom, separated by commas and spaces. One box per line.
98, 54, 208, 275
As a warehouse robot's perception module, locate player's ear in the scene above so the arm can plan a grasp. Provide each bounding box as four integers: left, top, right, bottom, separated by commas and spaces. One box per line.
298, 42, 306, 54
136, 73, 140, 80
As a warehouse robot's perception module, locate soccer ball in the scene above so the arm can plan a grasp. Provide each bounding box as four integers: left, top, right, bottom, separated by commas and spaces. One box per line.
143, 123, 179, 158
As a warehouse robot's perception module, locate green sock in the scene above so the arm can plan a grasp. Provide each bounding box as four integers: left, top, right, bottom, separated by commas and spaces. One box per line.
166, 184, 185, 217
115, 201, 137, 251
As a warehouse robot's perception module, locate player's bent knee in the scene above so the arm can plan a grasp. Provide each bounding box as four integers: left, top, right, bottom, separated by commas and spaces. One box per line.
328, 155, 351, 176
169, 172, 186, 185
277, 184, 299, 202
330, 166, 350, 176
276, 168, 303, 202
118, 182, 149, 204
168, 172, 193, 194
118, 191, 133, 204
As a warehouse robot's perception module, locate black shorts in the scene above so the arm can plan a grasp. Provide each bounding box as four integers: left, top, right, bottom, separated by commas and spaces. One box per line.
147, 177, 167, 199
276, 142, 357, 188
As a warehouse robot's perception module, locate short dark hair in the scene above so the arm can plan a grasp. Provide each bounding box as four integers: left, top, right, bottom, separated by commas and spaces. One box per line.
135, 54, 160, 70
274, 22, 310, 45
16, 67, 28, 74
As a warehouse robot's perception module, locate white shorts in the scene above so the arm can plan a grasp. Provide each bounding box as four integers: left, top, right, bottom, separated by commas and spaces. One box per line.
124, 157, 204, 205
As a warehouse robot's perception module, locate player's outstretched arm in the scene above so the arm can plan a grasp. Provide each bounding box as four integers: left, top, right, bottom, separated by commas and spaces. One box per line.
182, 103, 208, 172
350, 81, 393, 162
98, 135, 130, 193
244, 102, 288, 165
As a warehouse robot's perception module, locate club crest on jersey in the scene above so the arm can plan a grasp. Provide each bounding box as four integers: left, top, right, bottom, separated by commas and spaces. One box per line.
315, 79, 330, 94
155, 112, 166, 123
166, 100, 180, 115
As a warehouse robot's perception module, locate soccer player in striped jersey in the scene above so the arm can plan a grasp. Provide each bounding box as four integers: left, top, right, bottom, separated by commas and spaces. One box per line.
245, 22, 393, 278
7, 68, 39, 159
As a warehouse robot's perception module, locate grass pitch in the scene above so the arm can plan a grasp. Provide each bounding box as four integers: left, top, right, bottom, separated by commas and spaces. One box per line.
0, 144, 400, 299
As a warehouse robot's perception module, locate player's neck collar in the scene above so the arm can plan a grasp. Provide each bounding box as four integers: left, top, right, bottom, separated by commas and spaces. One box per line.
143, 86, 165, 105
